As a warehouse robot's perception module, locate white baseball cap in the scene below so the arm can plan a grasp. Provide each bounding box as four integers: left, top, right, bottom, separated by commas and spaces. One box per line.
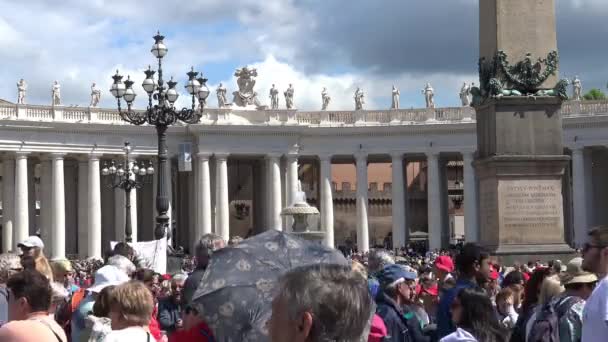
18, 236, 44, 249
88, 265, 130, 293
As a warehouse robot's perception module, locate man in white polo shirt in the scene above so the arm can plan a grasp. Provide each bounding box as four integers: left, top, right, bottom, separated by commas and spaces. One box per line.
581, 225, 608, 342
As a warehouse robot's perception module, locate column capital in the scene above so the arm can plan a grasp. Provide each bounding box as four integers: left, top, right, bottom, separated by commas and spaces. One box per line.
196, 152, 212, 160
571, 147, 585, 156
425, 150, 440, 158
354, 151, 367, 162
214, 153, 230, 161
461, 150, 476, 160
390, 152, 404, 160
284, 153, 298, 162
14, 151, 29, 159
265, 153, 283, 160
318, 153, 333, 162
87, 153, 103, 161
50, 152, 66, 160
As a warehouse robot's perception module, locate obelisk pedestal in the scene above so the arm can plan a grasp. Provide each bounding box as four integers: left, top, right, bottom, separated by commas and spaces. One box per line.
473, 0, 574, 262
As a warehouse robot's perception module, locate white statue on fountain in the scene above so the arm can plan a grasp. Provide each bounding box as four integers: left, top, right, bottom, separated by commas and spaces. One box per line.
232, 66, 264, 109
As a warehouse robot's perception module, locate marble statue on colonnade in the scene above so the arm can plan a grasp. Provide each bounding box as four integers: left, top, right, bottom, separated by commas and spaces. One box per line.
321, 87, 331, 110
269, 84, 279, 109
284, 84, 294, 109
391, 85, 400, 109
17, 79, 27, 104
90, 82, 101, 107
572, 76, 582, 101
232, 66, 263, 109
354, 87, 365, 110
423, 83, 435, 108
52, 80, 61, 106
459, 82, 471, 106
216, 83, 228, 108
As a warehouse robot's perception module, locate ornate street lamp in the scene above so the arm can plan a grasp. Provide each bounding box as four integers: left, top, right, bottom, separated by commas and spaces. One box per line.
111, 31, 210, 239
101, 141, 154, 242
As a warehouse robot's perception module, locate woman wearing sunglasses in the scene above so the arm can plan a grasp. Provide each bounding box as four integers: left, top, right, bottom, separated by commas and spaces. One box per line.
440, 288, 508, 342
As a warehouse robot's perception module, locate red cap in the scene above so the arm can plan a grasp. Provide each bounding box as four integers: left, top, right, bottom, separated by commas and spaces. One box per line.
162, 274, 172, 281
523, 272, 530, 282
434, 256, 454, 273
423, 284, 439, 296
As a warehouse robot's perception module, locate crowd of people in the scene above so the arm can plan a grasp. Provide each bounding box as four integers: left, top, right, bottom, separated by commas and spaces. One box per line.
0, 225, 606, 342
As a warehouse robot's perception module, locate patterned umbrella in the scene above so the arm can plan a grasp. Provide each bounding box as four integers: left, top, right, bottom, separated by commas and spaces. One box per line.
192, 229, 347, 342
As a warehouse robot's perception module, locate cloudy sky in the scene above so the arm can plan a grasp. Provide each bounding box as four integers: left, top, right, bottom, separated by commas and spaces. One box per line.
0, 0, 606, 110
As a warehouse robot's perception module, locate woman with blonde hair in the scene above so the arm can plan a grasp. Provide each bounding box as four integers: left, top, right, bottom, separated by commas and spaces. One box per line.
18, 235, 53, 282
102, 281, 155, 341
51, 258, 79, 295
524, 274, 565, 340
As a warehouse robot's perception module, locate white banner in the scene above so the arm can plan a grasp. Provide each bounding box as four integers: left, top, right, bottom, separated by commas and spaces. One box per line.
111, 238, 167, 274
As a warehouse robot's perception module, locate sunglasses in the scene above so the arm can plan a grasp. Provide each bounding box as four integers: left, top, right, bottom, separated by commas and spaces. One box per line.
583, 243, 607, 252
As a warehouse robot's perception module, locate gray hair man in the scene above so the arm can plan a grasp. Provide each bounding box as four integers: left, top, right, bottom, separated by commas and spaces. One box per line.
268, 264, 374, 342
368, 249, 395, 274
182, 233, 226, 305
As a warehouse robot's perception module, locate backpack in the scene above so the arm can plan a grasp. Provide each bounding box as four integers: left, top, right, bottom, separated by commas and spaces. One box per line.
527, 296, 582, 342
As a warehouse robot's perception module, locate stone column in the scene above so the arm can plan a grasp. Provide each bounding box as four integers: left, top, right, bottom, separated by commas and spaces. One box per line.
391, 153, 407, 249
51, 153, 66, 259
128, 160, 138, 242
319, 154, 334, 247
14, 152, 29, 250
462, 151, 479, 243
266, 154, 283, 231
77, 159, 88, 258
88, 155, 102, 259
196, 153, 212, 237
2, 157, 15, 252
572, 147, 588, 247
355, 152, 370, 252
39, 158, 53, 256
215, 154, 230, 241
285, 154, 299, 229
426, 152, 442, 251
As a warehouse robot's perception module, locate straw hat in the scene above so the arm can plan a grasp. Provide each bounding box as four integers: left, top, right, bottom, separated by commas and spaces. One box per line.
560, 257, 598, 286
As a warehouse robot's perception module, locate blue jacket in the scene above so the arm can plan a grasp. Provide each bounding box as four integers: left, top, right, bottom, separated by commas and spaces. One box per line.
436, 278, 477, 339
158, 298, 183, 334
376, 291, 430, 342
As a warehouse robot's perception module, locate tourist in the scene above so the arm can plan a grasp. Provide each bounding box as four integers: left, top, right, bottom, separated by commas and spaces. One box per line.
433, 255, 455, 291
376, 264, 429, 342
0, 270, 68, 341
80, 284, 114, 342
72, 265, 130, 341
158, 274, 187, 335
440, 288, 508, 342
581, 225, 608, 341
368, 249, 395, 275
133, 268, 163, 341
0, 253, 22, 325
51, 258, 80, 295
107, 254, 136, 277
544, 257, 597, 342
182, 233, 225, 305
495, 287, 518, 329
350, 259, 389, 341
102, 281, 155, 341
268, 264, 374, 342
437, 243, 491, 339
18, 235, 53, 281
510, 267, 551, 342
501, 271, 526, 312
167, 305, 215, 342
525, 275, 565, 341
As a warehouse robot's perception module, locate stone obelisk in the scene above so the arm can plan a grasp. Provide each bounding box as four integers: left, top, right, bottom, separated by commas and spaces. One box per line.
473, 0, 573, 261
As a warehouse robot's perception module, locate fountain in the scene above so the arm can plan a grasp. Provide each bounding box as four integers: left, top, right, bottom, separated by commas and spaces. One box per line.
281, 181, 324, 243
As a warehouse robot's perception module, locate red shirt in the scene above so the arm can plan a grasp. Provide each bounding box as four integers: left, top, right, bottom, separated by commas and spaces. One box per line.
149, 305, 162, 341
168, 321, 214, 342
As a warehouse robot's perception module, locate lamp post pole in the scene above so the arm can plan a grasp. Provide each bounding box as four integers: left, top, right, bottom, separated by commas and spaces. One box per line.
111, 32, 210, 240
101, 142, 154, 242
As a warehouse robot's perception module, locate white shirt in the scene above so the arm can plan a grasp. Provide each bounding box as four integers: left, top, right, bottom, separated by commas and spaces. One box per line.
101, 326, 151, 342
440, 327, 477, 342
582, 275, 608, 342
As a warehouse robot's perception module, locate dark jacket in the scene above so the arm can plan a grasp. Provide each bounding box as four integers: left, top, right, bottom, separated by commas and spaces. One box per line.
376, 291, 430, 342
182, 267, 206, 305
158, 297, 183, 334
